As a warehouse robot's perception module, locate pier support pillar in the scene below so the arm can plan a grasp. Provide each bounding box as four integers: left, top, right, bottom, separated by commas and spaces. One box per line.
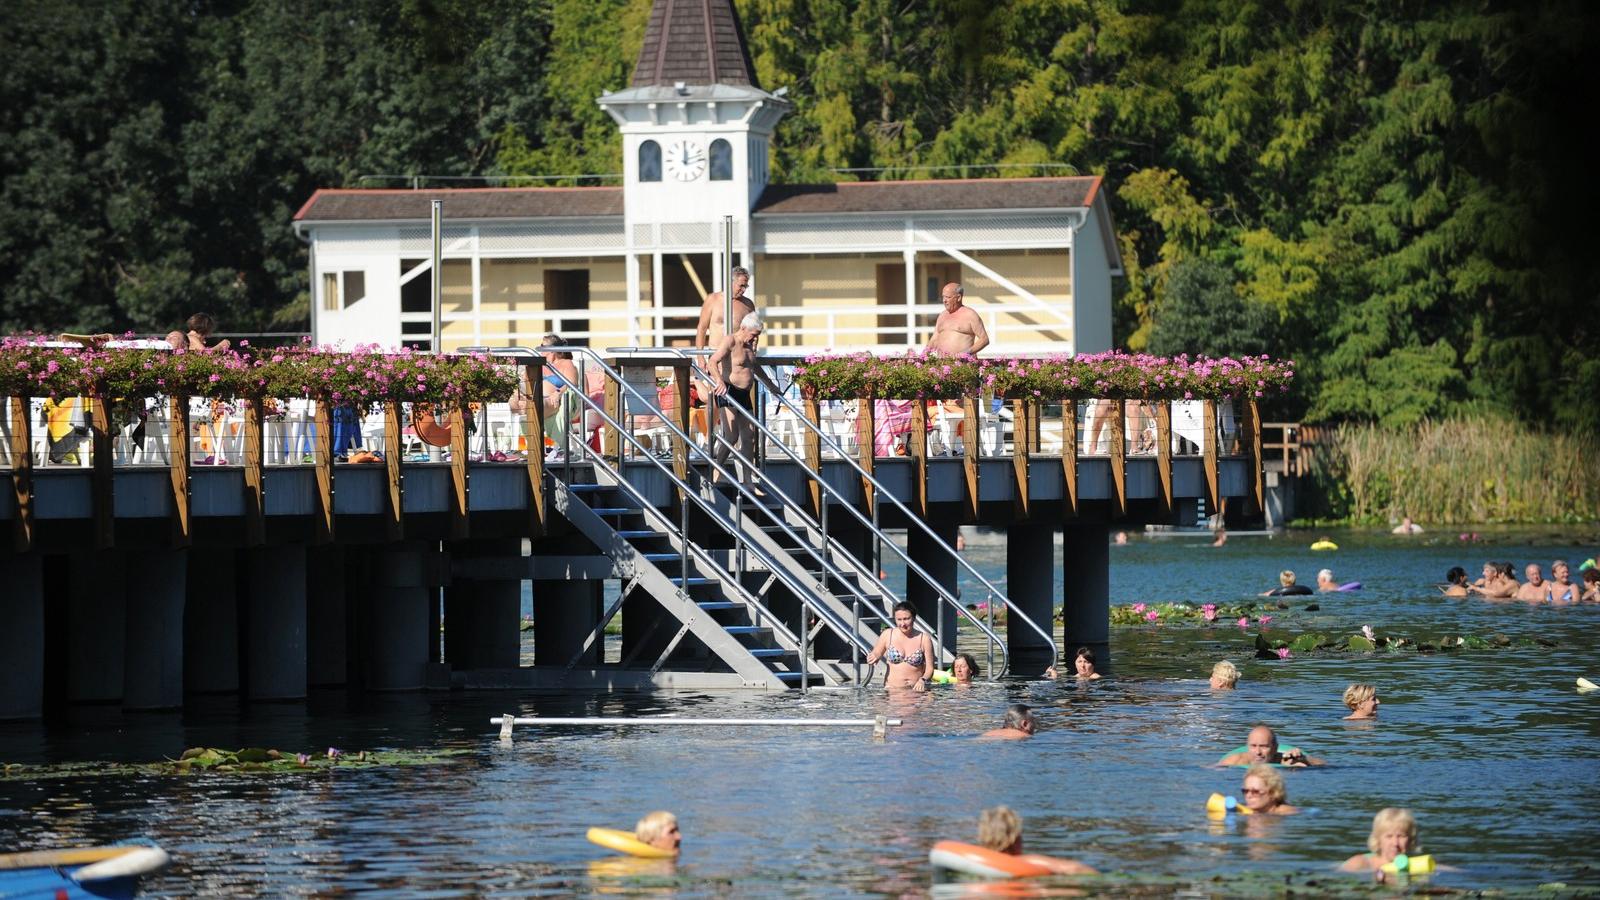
123, 549, 187, 711
1006, 524, 1057, 671
365, 543, 430, 691
445, 539, 523, 670
245, 545, 306, 700
184, 550, 238, 694
1061, 524, 1111, 669
67, 550, 126, 703
307, 545, 348, 687
538, 580, 603, 668
0, 554, 44, 720
908, 515, 960, 656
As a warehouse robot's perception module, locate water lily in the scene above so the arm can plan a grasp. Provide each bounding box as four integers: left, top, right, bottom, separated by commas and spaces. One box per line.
1362, 624, 1376, 642
1274, 647, 1292, 660
1145, 610, 1160, 622
1237, 617, 1250, 628
326, 747, 342, 760
1258, 615, 1272, 625
296, 753, 310, 766
1132, 603, 1147, 613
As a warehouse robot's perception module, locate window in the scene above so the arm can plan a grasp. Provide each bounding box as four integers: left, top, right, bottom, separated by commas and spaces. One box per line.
709, 139, 732, 181
343, 271, 365, 308
322, 272, 339, 311
321, 270, 367, 311
639, 140, 662, 182
400, 259, 431, 313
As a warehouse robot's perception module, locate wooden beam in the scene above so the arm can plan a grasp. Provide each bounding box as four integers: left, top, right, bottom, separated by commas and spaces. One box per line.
1202, 400, 1220, 515
1011, 398, 1029, 519
1108, 399, 1126, 519
168, 396, 190, 547
1061, 400, 1078, 519
384, 400, 405, 540
522, 365, 546, 537
603, 373, 622, 460
960, 396, 979, 522
670, 363, 691, 486
313, 401, 334, 543
802, 397, 822, 516
1155, 401, 1173, 515
910, 400, 930, 519
448, 402, 469, 539
857, 397, 875, 519
243, 400, 265, 546
90, 397, 114, 549
8, 395, 33, 552
1244, 398, 1264, 514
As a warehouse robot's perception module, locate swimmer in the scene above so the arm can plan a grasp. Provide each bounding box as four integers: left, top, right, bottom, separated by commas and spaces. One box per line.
1071, 646, 1103, 680
1217, 725, 1324, 767
1262, 569, 1311, 596
1582, 568, 1600, 603
981, 704, 1038, 740
1515, 563, 1548, 602
1316, 568, 1339, 593
635, 811, 681, 855
1342, 683, 1380, 720
1212, 528, 1228, 547
1209, 660, 1240, 690
1472, 561, 1518, 599
1547, 560, 1578, 603
865, 600, 936, 691
1341, 808, 1437, 880
1240, 764, 1299, 815
1391, 516, 1423, 535
947, 653, 980, 685
1439, 566, 1470, 597
975, 806, 1097, 875
1114, 531, 1129, 545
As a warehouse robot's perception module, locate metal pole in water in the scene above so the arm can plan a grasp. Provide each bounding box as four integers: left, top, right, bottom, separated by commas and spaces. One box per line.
430, 200, 443, 353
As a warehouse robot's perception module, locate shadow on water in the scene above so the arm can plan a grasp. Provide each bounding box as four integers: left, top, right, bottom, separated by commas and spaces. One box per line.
2, 527, 1598, 895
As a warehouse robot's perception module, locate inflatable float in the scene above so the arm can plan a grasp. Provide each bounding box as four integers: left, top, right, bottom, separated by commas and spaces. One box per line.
0, 842, 170, 899
586, 827, 677, 859
1336, 581, 1362, 592
928, 841, 1053, 879
1205, 793, 1253, 817
1263, 585, 1313, 596
1577, 677, 1598, 693
1310, 540, 1338, 551
1381, 853, 1436, 875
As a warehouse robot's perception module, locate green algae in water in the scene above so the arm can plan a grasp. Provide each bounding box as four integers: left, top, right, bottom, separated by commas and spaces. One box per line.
1, 746, 470, 781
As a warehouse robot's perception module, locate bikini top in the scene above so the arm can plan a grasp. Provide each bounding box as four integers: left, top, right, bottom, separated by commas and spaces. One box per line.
886, 643, 926, 667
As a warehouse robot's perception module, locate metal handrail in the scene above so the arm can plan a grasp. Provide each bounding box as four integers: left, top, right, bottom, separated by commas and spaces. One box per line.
506, 347, 883, 684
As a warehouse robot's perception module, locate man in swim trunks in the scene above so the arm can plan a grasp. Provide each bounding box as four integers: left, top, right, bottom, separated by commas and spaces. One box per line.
706, 311, 766, 485
925, 283, 989, 356
693, 266, 753, 350
1216, 725, 1324, 767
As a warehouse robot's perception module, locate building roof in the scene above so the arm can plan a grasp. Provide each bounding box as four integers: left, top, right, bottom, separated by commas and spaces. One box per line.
293, 188, 624, 222
632, 0, 758, 88
752, 177, 1104, 215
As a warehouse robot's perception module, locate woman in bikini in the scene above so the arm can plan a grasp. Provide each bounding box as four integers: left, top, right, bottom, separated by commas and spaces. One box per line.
1547, 560, 1579, 603
865, 601, 935, 691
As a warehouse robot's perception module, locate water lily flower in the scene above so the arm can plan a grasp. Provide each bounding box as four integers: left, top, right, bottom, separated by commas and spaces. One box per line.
1132, 603, 1146, 613
326, 747, 342, 760
1237, 617, 1250, 628
1362, 625, 1376, 642
296, 753, 310, 766
1258, 615, 1272, 625
1274, 647, 1291, 660
1144, 610, 1159, 622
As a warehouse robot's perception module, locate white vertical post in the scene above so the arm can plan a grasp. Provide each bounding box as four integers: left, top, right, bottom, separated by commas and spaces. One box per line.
625, 252, 641, 346
651, 252, 665, 344
470, 226, 482, 347
903, 246, 916, 348
430, 200, 443, 353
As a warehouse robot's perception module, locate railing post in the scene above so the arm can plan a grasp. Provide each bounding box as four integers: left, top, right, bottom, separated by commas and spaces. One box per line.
313, 400, 334, 543
910, 400, 929, 519
90, 396, 114, 549
1109, 399, 1126, 519
857, 396, 875, 519
8, 395, 33, 552
803, 396, 822, 517
603, 370, 622, 460
959, 395, 979, 522
449, 402, 469, 539
522, 365, 545, 538
1011, 398, 1029, 519
243, 399, 265, 546
384, 400, 406, 540
1243, 398, 1264, 514
1155, 400, 1173, 515
1061, 399, 1078, 519
670, 363, 691, 487
1202, 400, 1220, 515
169, 395, 190, 547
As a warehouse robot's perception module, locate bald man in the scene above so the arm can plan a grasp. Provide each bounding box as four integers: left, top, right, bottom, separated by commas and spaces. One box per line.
925, 282, 989, 355
1217, 725, 1324, 767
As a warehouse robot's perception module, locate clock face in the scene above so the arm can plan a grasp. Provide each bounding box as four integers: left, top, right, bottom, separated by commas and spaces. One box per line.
665, 139, 706, 181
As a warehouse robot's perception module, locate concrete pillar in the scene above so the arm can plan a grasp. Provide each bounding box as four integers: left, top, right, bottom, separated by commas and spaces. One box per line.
123, 549, 187, 711
365, 543, 430, 691
445, 539, 523, 670
1005, 523, 1057, 671
67, 551, 126, 703
184, 551, 239, 694
307, 545, 348, 687
0, 554, 45, 720
907, 516, 960, 656
540, 580, 604, 667
1061, 524, 1111, 669
244, 545, 306, 700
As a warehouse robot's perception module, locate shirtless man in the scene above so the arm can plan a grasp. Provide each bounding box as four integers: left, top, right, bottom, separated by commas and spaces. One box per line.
1472, 561, 1519, 599
980, 704, 1037, 740
1515, 563, 1549, 602
693, 266, 753, 349
925, 283, 989, 355
165, 312, 230, 352
1216, 725, 1324, 767
706, 312, 765, 485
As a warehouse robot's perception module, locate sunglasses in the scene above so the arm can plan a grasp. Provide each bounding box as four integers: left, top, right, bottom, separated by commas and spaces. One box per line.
1242, 787, 1267, 795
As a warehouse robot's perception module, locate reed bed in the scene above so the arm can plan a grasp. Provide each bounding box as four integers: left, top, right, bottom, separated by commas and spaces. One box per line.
1312, 417, 1600, 525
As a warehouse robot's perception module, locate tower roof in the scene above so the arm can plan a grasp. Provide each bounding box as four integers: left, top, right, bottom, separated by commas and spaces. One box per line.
631, 0, 759, 89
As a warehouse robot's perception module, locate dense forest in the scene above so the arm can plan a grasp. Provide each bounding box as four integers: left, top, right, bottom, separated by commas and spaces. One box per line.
2, 0, 1595, 430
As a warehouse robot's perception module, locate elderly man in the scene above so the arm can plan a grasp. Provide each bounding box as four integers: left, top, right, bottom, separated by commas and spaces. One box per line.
1316, 568, 1340, 593
634, 810, 681, 855
925, 282, 989, 355
980, 704, 1038, 740
1516, 563, 1549, 602
1217, 725, 1324, 767
694, 266, 753, 349
706, 312, 766, 485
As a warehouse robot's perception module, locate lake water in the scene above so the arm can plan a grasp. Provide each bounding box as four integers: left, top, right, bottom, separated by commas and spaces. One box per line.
3, 527, 1598, 896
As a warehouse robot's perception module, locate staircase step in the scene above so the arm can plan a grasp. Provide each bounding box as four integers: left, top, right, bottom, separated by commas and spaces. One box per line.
748, 648, 792, 659
677, 577, 718, 587
696, 601, 742, 611
566, 483, 608, 492
615, 530, 664, 540
722, 625, 772, 636
588, 507, 644, 516
773, 670, 817, 682
642, 552, 682, 562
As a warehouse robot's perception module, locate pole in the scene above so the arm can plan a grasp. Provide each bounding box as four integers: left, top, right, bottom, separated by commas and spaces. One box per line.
431, 200, 443, 353
723, 214, 734, 333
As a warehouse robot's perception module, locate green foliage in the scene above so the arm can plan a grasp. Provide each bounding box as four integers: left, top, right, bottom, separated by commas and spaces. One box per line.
1146, 260, 1278, 360
1, 746, 470, 780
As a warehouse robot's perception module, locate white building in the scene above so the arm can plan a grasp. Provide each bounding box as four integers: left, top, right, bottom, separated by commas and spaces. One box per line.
293, 0, 1123, 355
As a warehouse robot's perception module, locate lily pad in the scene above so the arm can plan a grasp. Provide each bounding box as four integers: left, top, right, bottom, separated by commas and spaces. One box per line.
1289, 633, 1328, 652
1347, 635, 1375, 651
1, 746, 470, 782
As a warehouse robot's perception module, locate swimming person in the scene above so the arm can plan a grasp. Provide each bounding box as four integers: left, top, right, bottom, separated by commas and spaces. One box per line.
1547, 560, 1578, 603
865, 600, 936, 691
1440, 567, 1470, 597
1341, 808, 1424, 878
1515, 563, 1550, 602
980, 704, 1038, 740
1217, 725, 1324, 767
1072, 647, 1103, 680
1210, 660, 1240, 690
1343, 683, 1380, 720
1262, 570, 1312, 596
975, 806, 1097, 874
635, 811, 681, 855
1240, 764, 1299, 815
1316, 569, 1339, 592
1391, 516, 1423, 535
1472, 561, 1519, 599
935, 652, 980, 685
1582, 568, 1600, 603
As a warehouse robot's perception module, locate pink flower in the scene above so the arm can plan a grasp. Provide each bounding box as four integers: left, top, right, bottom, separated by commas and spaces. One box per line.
1362, 625, 1376, 642
1274, 647, 1291, 660
1144, 611, 1159, 622
1132, 603, 1146, 613
1258, 615, 1272, 625
1237, 617, 1249, 628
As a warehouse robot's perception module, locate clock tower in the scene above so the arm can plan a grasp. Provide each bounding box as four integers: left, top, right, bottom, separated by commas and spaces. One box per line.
599, 0, 788, 309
